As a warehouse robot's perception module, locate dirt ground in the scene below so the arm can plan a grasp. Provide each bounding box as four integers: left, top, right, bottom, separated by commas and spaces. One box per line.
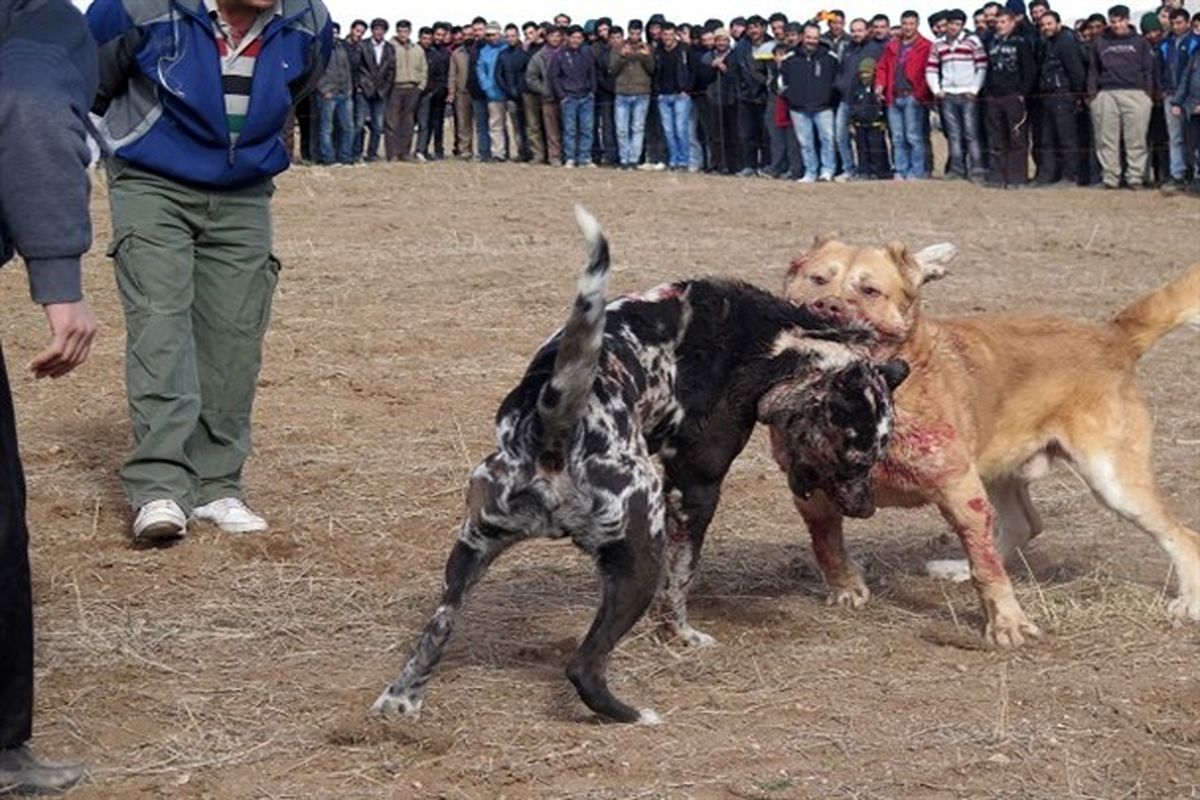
1, 163, 1198, 799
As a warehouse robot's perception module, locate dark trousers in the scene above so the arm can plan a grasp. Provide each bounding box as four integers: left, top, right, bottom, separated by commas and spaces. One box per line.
985, 94, 1029, 185
385, 85, 422, 160
736, 99, 769, 170
0, 343, 33, 749
854, 124, 892, 178
1035, 92, 1079, 183
416, 88, 448, 158
592, 98, 618, 165
702, 99, 740, 173
1148, 100, 1170, 185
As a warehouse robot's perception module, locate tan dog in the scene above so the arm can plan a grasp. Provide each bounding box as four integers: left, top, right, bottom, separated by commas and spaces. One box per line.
777, 236, 1200, 647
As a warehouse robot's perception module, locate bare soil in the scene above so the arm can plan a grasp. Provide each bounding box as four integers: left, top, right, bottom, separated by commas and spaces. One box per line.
2, 163, 1198, 799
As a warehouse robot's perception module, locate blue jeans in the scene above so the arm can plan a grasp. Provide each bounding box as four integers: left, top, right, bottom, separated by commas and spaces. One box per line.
357, 95, 386, 161
887, 95, 928, 178
789, 108, 835, 179
615, 94, 650, 165
940, 94, 983, 178
318, 92, 353, 164
351, 93, 367, 160
562, 94, 595, 164
834, 101, 855, 176
657, 94, 693, 168
688, 99, 703, 169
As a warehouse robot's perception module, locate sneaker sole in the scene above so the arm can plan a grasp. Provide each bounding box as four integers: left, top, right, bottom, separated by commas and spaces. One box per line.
134, 520, 185, 542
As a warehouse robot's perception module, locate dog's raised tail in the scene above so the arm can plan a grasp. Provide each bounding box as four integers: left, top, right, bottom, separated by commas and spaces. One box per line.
536, 206, 611, 464
1111, 262, 1200, 360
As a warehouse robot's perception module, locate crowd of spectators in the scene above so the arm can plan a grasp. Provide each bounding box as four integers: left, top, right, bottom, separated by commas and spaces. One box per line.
291, 2, 1200, 192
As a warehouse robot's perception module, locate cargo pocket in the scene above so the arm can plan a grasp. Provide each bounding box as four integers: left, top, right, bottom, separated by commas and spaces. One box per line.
106, 228, 149, 314
257, 253, 282, 334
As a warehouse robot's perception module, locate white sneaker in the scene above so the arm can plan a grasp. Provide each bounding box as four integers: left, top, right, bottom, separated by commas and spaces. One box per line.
133, 499, 187, 542
564, 160, 576, 168
192, 497, 268, 534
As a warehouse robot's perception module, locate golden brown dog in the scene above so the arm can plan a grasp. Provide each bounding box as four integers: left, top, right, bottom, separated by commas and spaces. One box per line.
776, 236, 1200, 647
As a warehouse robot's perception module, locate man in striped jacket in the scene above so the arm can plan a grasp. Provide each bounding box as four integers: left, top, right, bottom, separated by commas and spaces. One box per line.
926, 9, 988, 179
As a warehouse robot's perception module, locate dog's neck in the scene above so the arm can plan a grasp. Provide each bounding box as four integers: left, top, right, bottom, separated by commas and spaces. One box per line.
889, 305, 937, 368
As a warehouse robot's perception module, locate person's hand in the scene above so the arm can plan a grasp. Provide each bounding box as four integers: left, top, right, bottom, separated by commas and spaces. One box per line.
1171, 104, 1183, 117
31, 300, 97, 379
966, 92, 976, 99
935, 91, 945, 99
1193, 103, 1200, 115
323, 91, 333, 99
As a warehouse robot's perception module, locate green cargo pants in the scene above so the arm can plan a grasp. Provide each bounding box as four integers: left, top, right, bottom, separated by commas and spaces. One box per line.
105, 159, 279, 514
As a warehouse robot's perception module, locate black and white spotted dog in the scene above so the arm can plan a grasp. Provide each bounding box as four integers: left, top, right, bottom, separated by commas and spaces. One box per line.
372, 208, 908, 724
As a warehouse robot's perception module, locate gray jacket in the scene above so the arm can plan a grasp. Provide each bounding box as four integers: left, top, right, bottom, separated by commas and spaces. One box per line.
0, 0, 96, 303
525, 45, 558, 99
317, 38, 353, 95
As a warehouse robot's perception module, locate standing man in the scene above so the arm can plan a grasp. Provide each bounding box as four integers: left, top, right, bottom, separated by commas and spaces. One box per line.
833, 18, 882, 180
698, 27, 740, 174
926, 9, 988, 180
983, 8, 1038, 187
0, 0, 96, 792
415, 23, 450, 162
1088, 4, 1156, 188
653, 22, 693, 171
778, 22, 839, 181
358, 18, 395, 162
526, 25, 564, 165
519, 22, 546, 163
498, 24, 532, 161
448, 24, 475, 159
316, 22, 354, 165
386, 20, 426, 162
1160, 8, 1199, 188
87, 0, 332, 540
733, 14, 772, 175
551, 24, 597, 167
612, 20, 655, 168
475, 22, 507, 161
344, 19, 368, 161
875, 10, 933, 179
1035, 11, 1086, 184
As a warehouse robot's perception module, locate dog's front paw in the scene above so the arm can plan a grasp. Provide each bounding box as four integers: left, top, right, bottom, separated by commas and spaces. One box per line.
826, 578, 870, 609
371, 687, 423, 718
637, 708, 664, 726
984, 612, 1042, 649
926, 559, 972, 583
676, 624, 717, 648
1167, 595, 1200, 623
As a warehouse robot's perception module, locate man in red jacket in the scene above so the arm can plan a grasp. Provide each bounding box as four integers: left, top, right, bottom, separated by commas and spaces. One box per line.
874, 9, 933, 178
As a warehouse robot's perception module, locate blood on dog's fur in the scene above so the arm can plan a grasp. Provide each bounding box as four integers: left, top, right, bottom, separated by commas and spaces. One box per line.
780, 235, 1200, 647
372, 209, 904, 725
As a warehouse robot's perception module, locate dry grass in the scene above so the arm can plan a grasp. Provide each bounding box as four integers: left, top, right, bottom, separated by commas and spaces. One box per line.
0, 161, 1198, 799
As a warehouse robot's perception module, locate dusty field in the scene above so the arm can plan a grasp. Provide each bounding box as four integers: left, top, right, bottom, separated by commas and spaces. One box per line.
1, 164, 1198, 799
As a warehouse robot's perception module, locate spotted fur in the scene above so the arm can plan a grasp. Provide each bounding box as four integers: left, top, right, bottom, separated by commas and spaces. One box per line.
372, 209, 905, 725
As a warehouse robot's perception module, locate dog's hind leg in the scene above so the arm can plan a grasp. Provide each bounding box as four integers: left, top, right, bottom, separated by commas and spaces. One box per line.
655, 479, 722, 647
372, 526, 514, 717
1067, 424, 1200, 623
568, 488, 663, 724
796, 493, 869, 608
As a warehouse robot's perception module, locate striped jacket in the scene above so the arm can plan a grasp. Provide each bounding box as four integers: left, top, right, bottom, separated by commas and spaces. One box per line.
87, 0, 332, 189
925, 32, 987, 95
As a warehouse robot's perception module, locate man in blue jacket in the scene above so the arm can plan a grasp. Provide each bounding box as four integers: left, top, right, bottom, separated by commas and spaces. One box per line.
1161, 8, 1199, 187
87, 0, 331, 542
1, 0, 97, 792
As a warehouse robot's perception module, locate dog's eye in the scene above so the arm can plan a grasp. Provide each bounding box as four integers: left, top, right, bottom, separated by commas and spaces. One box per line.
809, 274, 828, 286
860, 285, 881, 298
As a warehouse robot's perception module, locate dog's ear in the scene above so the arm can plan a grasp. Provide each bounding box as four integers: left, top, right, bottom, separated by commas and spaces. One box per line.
911, 242, 957, 285
811, 231, 838, 249
888, 240, 952, 289
879, 359, 910, 390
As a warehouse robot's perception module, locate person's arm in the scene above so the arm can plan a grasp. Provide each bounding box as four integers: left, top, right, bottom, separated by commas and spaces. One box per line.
284, 0, 333, 103
1020, 39, 1038, 95
1141, 37, 1155, 97
1087, 41, 1100, 98
85, 0, 144, 116
416, 46, 428, 92
1, 0, 99, 376
925, 42, 942, 96
1063, 37, 1086, 94
971, 37, 987, 94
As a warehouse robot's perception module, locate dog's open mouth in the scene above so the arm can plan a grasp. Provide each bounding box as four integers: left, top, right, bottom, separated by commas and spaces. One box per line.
788, 463, 877, 518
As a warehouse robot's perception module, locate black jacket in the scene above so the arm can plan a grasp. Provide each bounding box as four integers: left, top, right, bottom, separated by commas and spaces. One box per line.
777, 46, 838, 112
592, 41, 616, 99
357, 38, 396, 98
733, 35, 771, 102
1039, 29, 1085, 94
984, 33, 1037, 97
697, 46, 738, 106
836, 38, 885, 97
653, 43, 692, 94
497, 44, 530, 100
0, 0, 96, 304
424, 44, 450, 94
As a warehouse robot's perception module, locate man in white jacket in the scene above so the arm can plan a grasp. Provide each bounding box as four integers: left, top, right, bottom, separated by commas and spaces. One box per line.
926, 9, 988, 179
